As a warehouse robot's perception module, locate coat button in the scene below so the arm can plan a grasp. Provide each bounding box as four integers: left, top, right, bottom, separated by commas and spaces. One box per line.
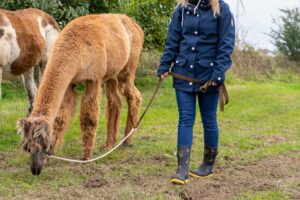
210, 63, 214, 66
190, 65, 194, 69
189, 82, 193, 86
176, 60, 179, 64
187, 11, 190, 14
191, 47, 195, 51
197, 14, 199, 17
194, 31, 198, 35
218, 77, 222, 81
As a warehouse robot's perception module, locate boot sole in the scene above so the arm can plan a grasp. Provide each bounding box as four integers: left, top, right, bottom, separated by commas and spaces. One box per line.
189, 172, 214, 179
170, 178, 190, 185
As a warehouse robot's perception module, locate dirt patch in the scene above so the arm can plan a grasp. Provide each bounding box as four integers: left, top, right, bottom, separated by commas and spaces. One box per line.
183, 151, 300, 200
251, 134, 287, 145
10, 151, 300, 200
150, 154, 169, 162
0, 153, 5, 161
85, 178, 108, 188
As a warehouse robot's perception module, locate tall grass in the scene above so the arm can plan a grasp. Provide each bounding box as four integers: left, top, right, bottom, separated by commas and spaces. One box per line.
137, 48, 300, 84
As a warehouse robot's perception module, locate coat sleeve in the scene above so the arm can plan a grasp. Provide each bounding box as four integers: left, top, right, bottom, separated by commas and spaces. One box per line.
157, 6, 183, 77
210, 3, 235, 84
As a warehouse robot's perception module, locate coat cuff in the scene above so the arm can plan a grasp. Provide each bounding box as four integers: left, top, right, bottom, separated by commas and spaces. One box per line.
157, 65, 170, 77
210, 72, 225, 84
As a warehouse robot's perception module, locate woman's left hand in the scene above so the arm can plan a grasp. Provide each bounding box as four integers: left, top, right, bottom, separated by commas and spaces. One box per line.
211, 81, 218, 86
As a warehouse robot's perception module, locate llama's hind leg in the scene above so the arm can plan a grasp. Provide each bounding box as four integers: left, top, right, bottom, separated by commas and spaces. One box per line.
118, 54, 143, 146
123, 84, 142, 146
104, 79, 122, 149
22, 68, 37, 116
50, 85, 77, 153
80, 80, 101, 160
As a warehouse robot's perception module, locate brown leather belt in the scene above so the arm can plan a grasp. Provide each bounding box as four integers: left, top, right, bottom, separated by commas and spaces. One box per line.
169, 72, 229, 112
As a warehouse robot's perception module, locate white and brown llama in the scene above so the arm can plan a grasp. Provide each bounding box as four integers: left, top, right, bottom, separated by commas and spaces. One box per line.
17, 14, 144, 175
0, 8, 60, 115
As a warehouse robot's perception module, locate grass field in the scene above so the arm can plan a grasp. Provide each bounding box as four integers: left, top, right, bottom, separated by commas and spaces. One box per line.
0, 77, 299, 200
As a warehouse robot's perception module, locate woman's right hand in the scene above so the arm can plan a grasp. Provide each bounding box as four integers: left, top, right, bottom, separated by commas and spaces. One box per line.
160, 72, 169, 79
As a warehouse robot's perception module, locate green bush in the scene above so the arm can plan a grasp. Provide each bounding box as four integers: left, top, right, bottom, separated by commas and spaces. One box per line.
123, 0, 176, 50
0, 0, 177, 49
0, 0, 89, 26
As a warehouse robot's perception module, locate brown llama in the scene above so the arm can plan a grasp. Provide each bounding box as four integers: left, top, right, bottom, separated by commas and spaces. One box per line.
17, 14, 144, 175
0, 8, 60, 115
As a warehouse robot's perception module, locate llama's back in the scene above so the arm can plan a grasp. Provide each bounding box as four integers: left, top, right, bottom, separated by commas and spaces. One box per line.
47, 14, 144, 82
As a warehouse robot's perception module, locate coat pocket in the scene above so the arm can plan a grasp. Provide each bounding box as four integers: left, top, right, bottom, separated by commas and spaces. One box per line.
198, 59, 215, 68
174, 56, 188, 68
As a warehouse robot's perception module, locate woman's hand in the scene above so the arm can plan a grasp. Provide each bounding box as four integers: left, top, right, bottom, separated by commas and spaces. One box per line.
211, 81, 217, 86
160, 72, 169, 79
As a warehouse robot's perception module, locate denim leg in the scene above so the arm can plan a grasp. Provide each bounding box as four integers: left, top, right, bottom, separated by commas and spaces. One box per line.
198, 90, 219, 148
175, 90, 196, 148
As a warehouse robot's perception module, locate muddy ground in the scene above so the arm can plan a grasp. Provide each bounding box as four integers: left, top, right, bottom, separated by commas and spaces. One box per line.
12, 151, 299, 200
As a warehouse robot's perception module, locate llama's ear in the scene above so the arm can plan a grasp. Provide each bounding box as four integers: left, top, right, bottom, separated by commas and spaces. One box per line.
33, 120, 50, 139
17, 119, 30, 136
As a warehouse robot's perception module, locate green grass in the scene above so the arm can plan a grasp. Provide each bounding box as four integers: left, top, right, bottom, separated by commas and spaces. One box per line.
237, 191, 290, 200
0, 78, 300, 199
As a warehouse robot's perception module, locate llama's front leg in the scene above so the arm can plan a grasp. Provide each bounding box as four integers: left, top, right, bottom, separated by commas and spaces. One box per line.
80, 80, 101, 160
124, 85, 142, 146
50, 85, 77, 153
22, 68, 37, 116
104, 79, 122, 149
0, 67, 3, 99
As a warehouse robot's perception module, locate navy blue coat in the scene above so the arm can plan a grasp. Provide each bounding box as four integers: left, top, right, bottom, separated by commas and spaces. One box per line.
158, 0, 235, 92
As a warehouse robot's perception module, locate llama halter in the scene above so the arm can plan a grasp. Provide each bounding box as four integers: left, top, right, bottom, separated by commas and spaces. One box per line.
47, 77, 164, 163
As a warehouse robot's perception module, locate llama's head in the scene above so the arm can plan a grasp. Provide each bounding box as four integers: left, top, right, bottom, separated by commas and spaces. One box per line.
17, 118, 51, 175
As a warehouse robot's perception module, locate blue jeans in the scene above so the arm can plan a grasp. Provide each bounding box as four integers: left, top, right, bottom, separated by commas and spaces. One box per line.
176, 88, 219, 148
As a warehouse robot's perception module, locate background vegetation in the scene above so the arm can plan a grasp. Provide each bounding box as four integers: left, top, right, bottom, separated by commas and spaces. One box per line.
1, 0, 299, 78
0, 0, 176, 50
0, 1, 299, 199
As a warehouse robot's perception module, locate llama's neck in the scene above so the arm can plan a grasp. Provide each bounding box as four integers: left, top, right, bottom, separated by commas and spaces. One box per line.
31, 59, 78, 124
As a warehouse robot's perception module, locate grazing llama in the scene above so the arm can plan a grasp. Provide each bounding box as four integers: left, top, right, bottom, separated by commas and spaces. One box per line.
0, 8, 59, 115
17, 14, 144, 175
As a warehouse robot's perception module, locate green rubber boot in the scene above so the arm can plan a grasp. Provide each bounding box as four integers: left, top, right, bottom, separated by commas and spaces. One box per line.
170, 147, 191, 185
189, 146, 218, 178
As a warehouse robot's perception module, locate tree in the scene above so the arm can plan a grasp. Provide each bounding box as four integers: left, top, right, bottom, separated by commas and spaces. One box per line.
271, 8, 300, 61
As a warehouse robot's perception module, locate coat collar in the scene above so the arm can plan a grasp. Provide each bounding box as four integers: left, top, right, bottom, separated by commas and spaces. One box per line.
188, 0, 210, 8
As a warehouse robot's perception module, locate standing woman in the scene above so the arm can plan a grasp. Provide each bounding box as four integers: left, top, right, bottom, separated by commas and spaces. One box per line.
157, 0, 235, 185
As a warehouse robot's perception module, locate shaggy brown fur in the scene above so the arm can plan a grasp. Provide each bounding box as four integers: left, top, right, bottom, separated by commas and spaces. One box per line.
18, 14, 144, 169
0, 8, 60, 114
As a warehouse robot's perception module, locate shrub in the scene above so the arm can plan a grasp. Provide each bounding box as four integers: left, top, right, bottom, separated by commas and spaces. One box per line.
271, 8, 300, 61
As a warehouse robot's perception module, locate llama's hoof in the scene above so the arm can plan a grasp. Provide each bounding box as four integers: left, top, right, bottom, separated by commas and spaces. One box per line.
82, 156, 91, 161
101, 144, 113, 151
122, 142, 133, 147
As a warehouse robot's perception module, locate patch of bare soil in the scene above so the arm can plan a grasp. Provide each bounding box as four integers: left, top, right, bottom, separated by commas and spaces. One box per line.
0, 153, 5, 161
15, 151, 300, 200
80, 151, 299, 200
85, 178, 108, 188
181, 151, 300, 200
